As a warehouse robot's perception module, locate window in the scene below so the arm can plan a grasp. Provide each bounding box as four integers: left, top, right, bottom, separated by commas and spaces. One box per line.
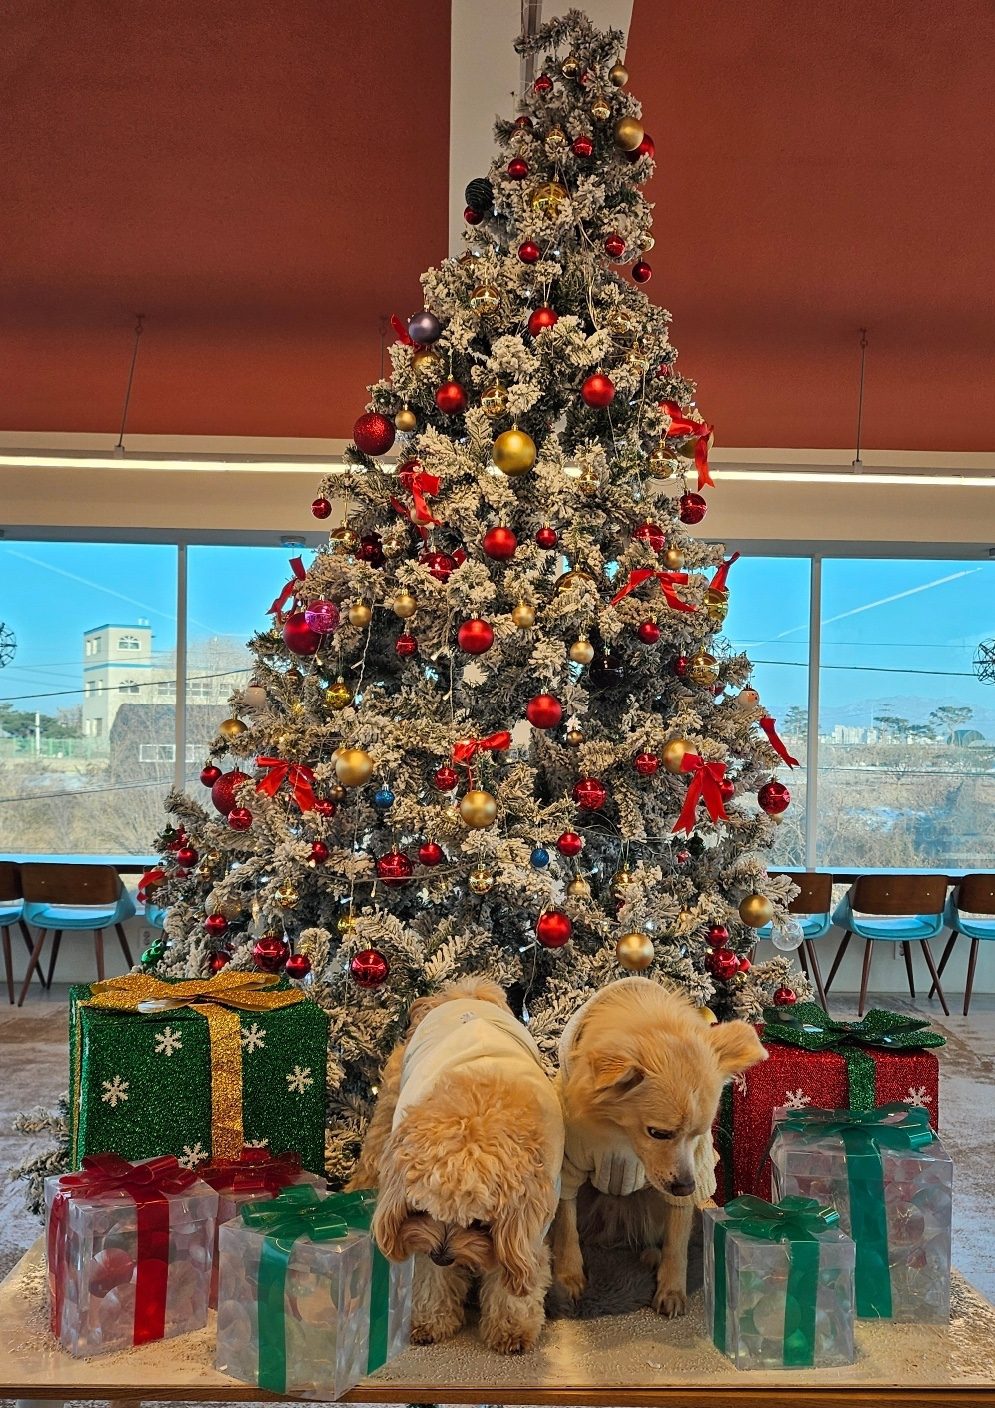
119, 680, 141, 694
156, 680, 174, 698
118, 634, 141, 651
139, 743, 175, 763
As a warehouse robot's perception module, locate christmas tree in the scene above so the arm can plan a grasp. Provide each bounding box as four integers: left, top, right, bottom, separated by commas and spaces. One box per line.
153, 9, 808, 1184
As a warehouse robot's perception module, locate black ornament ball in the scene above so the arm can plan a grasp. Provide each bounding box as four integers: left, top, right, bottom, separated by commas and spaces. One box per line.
464, 177, 494, 214
589, 651, 624, 689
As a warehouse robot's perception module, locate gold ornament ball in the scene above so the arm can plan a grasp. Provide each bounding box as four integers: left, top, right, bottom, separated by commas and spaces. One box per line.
324, 679, 353, 710
616, 930, 655, 972
545, 124, 567, 151
217, 896, 243, 921
218, 717, 247, 739
196, 862, 213, 879
328, 783, 346, 804
739, 893, 775, 928
705, 588, 729, 625
565, 726, 585, 747
481, 382, 509, 419
334, 748, 374, 787
392, 592, 418, 619
663, 737, 693, 773
609, 866, 633, 899
577, 467, 600, 496
468, 866, 495, 895
662, 546, 685, 570
696, 1005, 718, 1025
459, 788, 497, 829
590, 94, 612, 123
567, 876, 592, 900
688, 651, 720, 685
561, 53, 581, 79
394, 407, 417, 433
469, 283, 501, 316
649, 444, 679, 479
555, 567, 596, 591
329, 525, 359, 553
512, 602, 537, 628
348, 601, 372, 628
609, 306, 638, 335
412, 346, 441, 374
276, 883, 300, 909
739, 687, 760, 707
608, 62, 629, 87
337, 913, 357, 935
492, 428, 537, 476
529, 181, 569, 217
614, 115, 645, 151
569, 637, 595, 665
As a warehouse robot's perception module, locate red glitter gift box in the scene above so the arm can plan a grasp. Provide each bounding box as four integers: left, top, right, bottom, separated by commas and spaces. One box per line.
713, 1004, 943, 1204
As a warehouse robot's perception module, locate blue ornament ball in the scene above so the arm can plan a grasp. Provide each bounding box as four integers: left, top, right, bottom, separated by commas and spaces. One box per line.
373, 786, 396, 812
407, 310, 442, 344
530, 846, 550, 868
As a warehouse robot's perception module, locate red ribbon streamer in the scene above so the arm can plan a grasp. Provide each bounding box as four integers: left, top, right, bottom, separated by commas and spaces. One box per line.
672, 753, 729, 835
390, 314, 414, 347
48, 1155, 195, 1345
709, 551, 740, 594
610, 569, 696, 613
390, 468, 441, 541
759, 715, 800, 769
255, 756, 317, 812
453, 731, 512, 767
268, 557, 306, 620
198, 1148, 304, 1195
660, 399, 715, 491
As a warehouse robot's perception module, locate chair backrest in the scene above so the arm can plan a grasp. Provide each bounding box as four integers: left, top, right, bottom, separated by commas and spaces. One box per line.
20, 863, 123, 907
770, 871, 833, 914
954, 873, 995, 915
0, 861, 22, 904
850, 874, 948, 916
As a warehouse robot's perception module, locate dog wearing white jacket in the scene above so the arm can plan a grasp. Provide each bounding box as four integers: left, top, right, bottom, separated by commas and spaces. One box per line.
349, 977, 564, 1354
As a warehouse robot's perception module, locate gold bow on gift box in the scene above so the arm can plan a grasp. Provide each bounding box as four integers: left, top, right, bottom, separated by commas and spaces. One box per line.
83, 972, 307, 1159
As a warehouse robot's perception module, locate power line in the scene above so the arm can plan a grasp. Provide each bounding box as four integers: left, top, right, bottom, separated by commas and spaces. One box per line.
0, 667, 251, 707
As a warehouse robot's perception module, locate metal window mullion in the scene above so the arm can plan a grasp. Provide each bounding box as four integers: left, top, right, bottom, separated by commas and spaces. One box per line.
173, 542, 188, 792
805, 556, 822, 869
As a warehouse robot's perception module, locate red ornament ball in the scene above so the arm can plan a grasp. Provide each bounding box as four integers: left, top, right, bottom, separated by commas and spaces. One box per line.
204, 913, 228, 937
457, 618, 494, 654
418, 840, 444, 867
634, 751, 660, 777
737, 955, 752, 973
536, 910, 572, 949
675, 849, 692, 867
311, 497, 332, 520
707, 947, 740, 981
435, 380, 467, 415
208, 950, 232, 975
573, 777, 608, 811
581, 372, 615, 408
420, 549, 457, 582
395, 632, 418, 659
758, 780, 791, 815
673, 654, 689, 679
507, 157, 529, 180
536, 525, 558, 549
634, 520, 665, 553
283, 611, 322, 656
515, 115, 534, 130
200, 763, 222, 787
253, 934, 289, 973
632, 259, 653, 283
377, 851, 414, 888
528, 304, 558, 336
773, 985, 798, 1006
626, 132, 656, 162
452, 547, 467, 567
464, 205, 483, 225
175, 845, 198, 867
518, 240, 541, 264
556, 830, 584, 857
284, 953, 312, 981
351, 948, 390, 989
526, 693, 562, 729
572, 134, 594, 157
357, 533, 385, 567
637, 620, 661, 645
603, 233, 625, 259
707, 924, 731, 948
353, 412, 396, 457
533, 73, 553, 93
719, 777, 736, 804
314, 798, 337, 819
433, 765, 459, 791
310, 841, 329, 864
482, 526, 517, 560
228, 806, 253, 831
210, 769, 249, 816
679, 492, 708, 525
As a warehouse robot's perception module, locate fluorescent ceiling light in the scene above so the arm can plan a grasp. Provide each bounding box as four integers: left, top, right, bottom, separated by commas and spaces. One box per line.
718, 469, 995, 488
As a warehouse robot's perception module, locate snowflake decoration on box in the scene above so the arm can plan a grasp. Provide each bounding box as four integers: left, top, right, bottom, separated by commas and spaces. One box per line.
240, 1022, 266, 1052
154, 1025, 183, 1058
286, 1064, 314, 1095
783, 1088, 812, 1110
179, 1141, 209, 1170
0, 623, 15, 669
244, 1138, 270, 1149
974, 638, 995, 685
101, 1076, 129, 1108
905, 1085, 933, 1108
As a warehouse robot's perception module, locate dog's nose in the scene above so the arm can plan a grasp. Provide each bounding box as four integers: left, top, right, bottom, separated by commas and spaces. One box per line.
668, 1178, 696, 1198
430, 1249, 455, 1266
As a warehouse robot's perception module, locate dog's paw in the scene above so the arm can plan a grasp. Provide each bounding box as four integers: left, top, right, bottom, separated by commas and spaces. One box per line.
555, 1265, 587, 1301
410, 1314, 462, 1345
483, 1321, 540, 1354
652, 1284, 689, 1319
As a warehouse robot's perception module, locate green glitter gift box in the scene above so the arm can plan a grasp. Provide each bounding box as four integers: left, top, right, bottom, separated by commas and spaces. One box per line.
68, 972, 328, 1175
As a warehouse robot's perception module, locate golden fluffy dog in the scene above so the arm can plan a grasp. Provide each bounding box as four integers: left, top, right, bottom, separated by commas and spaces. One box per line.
552, 977, 766, 1317
349, 977, 564, 1354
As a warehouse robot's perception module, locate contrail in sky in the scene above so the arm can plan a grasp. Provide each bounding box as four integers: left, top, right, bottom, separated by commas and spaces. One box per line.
6, 548, 216, 634
773, 568, 982, 640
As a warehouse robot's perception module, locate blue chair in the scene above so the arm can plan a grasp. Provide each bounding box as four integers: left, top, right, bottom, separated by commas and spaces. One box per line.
145, 902, 168, 930
929, 875, 995, 1015
824, 874, 950, 1017
756, 871, 832, 1010
1, 861, 46, 1004
17, 863, 136, 1005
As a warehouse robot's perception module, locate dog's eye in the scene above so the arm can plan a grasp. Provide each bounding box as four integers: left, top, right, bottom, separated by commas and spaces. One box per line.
646, 1127, 675, 1140
469, 1219, 491, 1233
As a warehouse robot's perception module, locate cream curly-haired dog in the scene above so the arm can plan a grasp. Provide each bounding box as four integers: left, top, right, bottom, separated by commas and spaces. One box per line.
349, 977, 564, 1354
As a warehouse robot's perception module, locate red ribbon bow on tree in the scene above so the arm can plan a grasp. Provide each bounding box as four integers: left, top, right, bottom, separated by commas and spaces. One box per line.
390, 314, 414, 347
758, 715, 800, 769
268, 556, 306, 621
390, 466, 441, 541
255, 757, 317, 811
611, 569, 696, 613
199, 1148, 304, 1194
453, 731, 512, 769
709, 551, 740, 593
672, 753, 729, 835
660, 400, 715, 491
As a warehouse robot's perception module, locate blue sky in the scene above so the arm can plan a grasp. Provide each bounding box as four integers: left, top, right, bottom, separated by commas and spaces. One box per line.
1, 542, 992, 732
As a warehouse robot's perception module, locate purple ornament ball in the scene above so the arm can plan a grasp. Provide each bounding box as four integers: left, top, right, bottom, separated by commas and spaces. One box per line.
407, 310, 442, 344
303, 599, 340, 636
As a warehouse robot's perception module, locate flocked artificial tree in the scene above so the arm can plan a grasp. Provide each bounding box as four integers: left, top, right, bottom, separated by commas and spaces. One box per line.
150, 10, 809, 1183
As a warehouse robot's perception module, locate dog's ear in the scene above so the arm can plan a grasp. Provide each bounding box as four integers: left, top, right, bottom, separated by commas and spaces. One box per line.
371, 1139, 410, 1262
405, 993, 441, 1035
492, 1175, 553, 1299
709, 1019, 768, 1076
589, 1051, 646, 1094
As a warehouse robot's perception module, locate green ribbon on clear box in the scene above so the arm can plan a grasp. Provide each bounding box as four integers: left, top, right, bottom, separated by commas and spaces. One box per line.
241, 1184, 391, 1392
772, 1102, 936, 1318
712, 1194, 841, 1368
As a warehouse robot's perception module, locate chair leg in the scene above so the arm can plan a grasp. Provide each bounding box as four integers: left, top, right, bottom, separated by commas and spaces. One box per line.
902, 941, 916, 999
45, 931, 63, 989
824, 931, 852, 993
797, 945, 810, 977
17, 929, 48, 1006
857, 941, 874, 1017
19, 919, 46, 988
116, 922, 134, 969
963, 938, 980, 1017
94, 929, 105, 982
918, 941, 949, 1017
804, 940, 830, 1012
2, 926, 13, 1004
930, 930, 958, 999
